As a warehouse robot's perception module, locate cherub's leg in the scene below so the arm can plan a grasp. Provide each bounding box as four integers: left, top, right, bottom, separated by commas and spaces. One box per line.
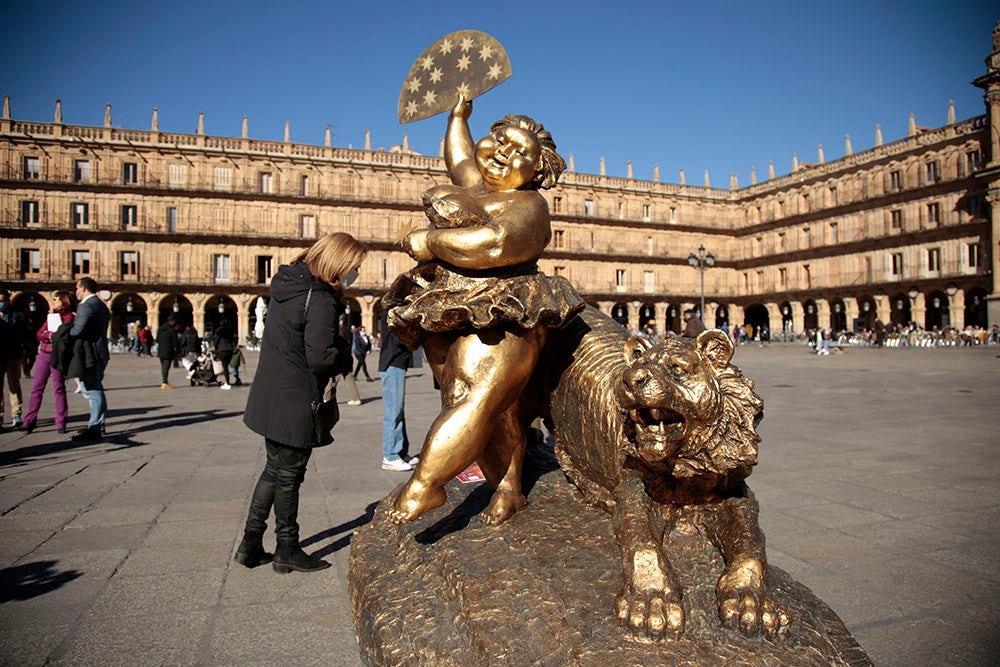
702, 490, 790, 637
386, 327, 545, 524
612, 473, 685, 640
477, 402, 529, 525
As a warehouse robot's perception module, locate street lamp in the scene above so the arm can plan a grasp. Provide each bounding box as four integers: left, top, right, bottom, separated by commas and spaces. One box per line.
687, 245, 715, 318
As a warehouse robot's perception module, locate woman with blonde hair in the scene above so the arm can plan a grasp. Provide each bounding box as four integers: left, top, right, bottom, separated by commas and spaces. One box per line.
237, 232, 367, 573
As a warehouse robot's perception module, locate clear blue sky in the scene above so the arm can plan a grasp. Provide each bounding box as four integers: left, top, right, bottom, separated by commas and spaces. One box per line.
2, 1, 996, 184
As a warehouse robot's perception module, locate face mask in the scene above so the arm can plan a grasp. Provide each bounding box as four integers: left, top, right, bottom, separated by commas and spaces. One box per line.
341, 269, 359, 288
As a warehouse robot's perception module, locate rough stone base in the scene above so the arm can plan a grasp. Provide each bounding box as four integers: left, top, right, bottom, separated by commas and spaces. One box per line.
349, 446, 872, 666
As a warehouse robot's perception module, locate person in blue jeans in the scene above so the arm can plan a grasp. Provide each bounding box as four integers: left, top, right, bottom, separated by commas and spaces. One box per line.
379, 314, 417, 471
70, 277, 110, 441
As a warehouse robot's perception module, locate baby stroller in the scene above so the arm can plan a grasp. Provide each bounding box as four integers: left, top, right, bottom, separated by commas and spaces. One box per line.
183, 351, 219, 387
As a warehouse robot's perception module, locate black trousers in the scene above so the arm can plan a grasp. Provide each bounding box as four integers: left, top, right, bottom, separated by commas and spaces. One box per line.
244, 439, 312, 545
217, 350, 234, 385
159, 358, 173, 384
353, 353, 371, 380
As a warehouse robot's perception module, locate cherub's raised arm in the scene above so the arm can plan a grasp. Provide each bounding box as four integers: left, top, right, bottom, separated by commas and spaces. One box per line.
444, 96, 482, 189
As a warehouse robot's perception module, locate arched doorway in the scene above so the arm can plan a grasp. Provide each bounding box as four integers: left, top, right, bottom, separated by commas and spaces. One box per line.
206, 294, 238, 338
889, 292, 911, 327
159, 294, 194, 329
829, 299, 847, 333
924, 291, 949, 329
611, 303, 629, 327
713, 304, 729, 329
664, 304, 681, 334
803, 300, 818, 331
744, 304, 770, 340
856, 296, 877, 332
247, 296, 269, 343
111, 293, 148, 341
964, 287, 988, 328
342, 297, 362, 329
779, 302, 793, 335
638, 303, 655, 333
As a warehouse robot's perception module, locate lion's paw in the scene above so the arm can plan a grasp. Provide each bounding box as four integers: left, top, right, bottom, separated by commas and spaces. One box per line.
615, 585, 684, 640
716, 556, 790, 638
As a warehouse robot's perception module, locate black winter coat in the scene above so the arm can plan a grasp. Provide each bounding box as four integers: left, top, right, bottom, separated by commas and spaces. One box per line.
243, 263, 352, 447
156, 323, 180, 360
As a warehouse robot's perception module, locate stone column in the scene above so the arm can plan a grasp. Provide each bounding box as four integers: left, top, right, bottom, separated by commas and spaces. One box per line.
873, 294, 889, 325
655, 302, 668, 338
191, 293, 207, 337
147, 292, 162, 333
728, 304, 745, 327
765, 302, 781, 337
816, 299, 831, 330
845, 299, 860, 332
597, 301, 614, 317
949, 289, 965, 329
791, 301, 805, 335
911, 293, 927, 328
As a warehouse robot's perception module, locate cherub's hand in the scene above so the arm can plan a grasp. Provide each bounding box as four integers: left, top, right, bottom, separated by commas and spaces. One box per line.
451, 94, 472, 121
403, 230, 434, 261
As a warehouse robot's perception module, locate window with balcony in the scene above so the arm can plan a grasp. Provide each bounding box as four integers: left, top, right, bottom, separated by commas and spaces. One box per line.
968, 195, 985, 218
968, 242, 980, 269
300, 174, 310, 196
779, 268, 787, 289
777, 232, 786, 251
71, 203, 89, 227
802, 227, 810, 248
925, 161, 940, 183
642, 204, 650, 221
23, 156, 40, 180
20, 249, 41, 277
257, 255, 274, 284
828, 186, 837, 205
214, 167, 232, 191
74, 160, 90, 182
552, 196, 562, 213
167, 207, 178, 233
890, 209, 903, 229
615, 268, 627, 291
300, 214, 317, 238
123, 162, 138, 184
965, 150, 981, 175
169, 164, 187, 187
643, 270, 655, 293
926, 202, 940, 226
927, 247, 941, 272
21, 200, 40, 225
889, 170, 902, 190
803, 264, 811, 289
214, 254, 231, 282
121, 251, 139, 279
584, 199, 594, 216
617, 202, 624, 219
755, 237, 763, 255
669, 207, 677, 224
891, 252, 904, 276
829, 222, 838, 244
553, 265, 566, 277
552, 229, 565, 249
121, 205, 138, 229
72, 250, 91, 277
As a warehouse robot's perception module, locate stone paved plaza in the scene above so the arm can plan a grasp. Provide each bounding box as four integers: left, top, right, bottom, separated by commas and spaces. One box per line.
0, 343, 997, 666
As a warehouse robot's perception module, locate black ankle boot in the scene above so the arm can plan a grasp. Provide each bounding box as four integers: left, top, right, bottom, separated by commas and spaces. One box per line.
272, 544, 330, 573
234, 533, 273, 568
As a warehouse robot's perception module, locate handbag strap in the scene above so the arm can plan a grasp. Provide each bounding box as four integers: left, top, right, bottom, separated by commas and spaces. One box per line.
302, 280, 321, 405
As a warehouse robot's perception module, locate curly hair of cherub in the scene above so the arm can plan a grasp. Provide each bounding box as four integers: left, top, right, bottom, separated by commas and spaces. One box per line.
491, 114, 566, 190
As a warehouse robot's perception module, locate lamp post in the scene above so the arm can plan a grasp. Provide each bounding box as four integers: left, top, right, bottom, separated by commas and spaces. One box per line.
687, 245, 715, 318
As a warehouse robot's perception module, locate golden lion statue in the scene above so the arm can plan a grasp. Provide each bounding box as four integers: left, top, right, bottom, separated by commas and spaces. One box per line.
529, 306, 789, 641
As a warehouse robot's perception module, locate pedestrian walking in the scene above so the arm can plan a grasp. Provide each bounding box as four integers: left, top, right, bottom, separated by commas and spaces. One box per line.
229, 345, 245, 386
213, 321, 236, 390
0, 289, 28, 430
379, 313, 416, 471
156, 316, 181, 389
21, 291, 77, 434
237, 232, 366, 573
352, 325, 374, 381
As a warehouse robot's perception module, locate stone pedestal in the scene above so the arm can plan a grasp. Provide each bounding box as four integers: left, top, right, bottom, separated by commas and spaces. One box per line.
350, 445, 872, 666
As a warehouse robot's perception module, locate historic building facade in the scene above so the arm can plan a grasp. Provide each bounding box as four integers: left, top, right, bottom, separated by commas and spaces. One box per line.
2, 25, 998, 342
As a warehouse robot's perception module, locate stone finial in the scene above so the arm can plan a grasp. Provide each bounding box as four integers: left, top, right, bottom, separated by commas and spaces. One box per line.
197, 112, 205, 135
730, 173, 738, 189
875, 123, 882, 146
679, 168, 685, 185
364, 128, 371, 150
947, 100, 955, 124
817, 144, 825, 163
3, 93, 11, 120
403, 133, 409, 151
626, 160, 633, 179
750, 166, 757, 185
242, 116, 248, 138
151, 107, 159, 131
568, 153, 575, 172
653, 164, 660, 182
324, 124, 331, 147
907, 113, 916, 136
104, 103, 112, 128
792, 153, 799, 171
283, 121, 290, 142
704, 170, 710, 187
768, 160, 775, 179
54, 99, 63, 124
600, 156, 606, 176
438, 137, 445, 157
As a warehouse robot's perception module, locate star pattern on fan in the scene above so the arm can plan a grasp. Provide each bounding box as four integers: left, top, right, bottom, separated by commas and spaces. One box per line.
399, 30, 510, 123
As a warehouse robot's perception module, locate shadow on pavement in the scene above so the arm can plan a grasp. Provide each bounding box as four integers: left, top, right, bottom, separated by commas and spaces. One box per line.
304, 502, 379, 557
0, 560, 82, 602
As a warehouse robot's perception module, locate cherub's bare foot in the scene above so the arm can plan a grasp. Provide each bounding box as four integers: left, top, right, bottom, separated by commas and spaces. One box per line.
385, 480, 447, 524
479, 489, 527, 526
716, 555, 790, 637
614, 547, 684, 640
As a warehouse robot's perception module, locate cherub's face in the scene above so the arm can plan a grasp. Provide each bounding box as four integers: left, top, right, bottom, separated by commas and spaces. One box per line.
475, 124, 541, 191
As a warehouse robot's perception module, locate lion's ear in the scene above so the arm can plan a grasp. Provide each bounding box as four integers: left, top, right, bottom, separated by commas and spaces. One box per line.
696, 329, 734, 370
623, 336, 653, 367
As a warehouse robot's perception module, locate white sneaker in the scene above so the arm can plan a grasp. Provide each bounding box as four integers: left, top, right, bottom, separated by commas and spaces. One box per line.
347, 400, 361, 406
381, 458, 415, 471
220, 383, 232, 390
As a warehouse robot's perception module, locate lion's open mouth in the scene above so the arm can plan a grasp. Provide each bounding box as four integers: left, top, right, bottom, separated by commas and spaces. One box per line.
630, 407, 686, 440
